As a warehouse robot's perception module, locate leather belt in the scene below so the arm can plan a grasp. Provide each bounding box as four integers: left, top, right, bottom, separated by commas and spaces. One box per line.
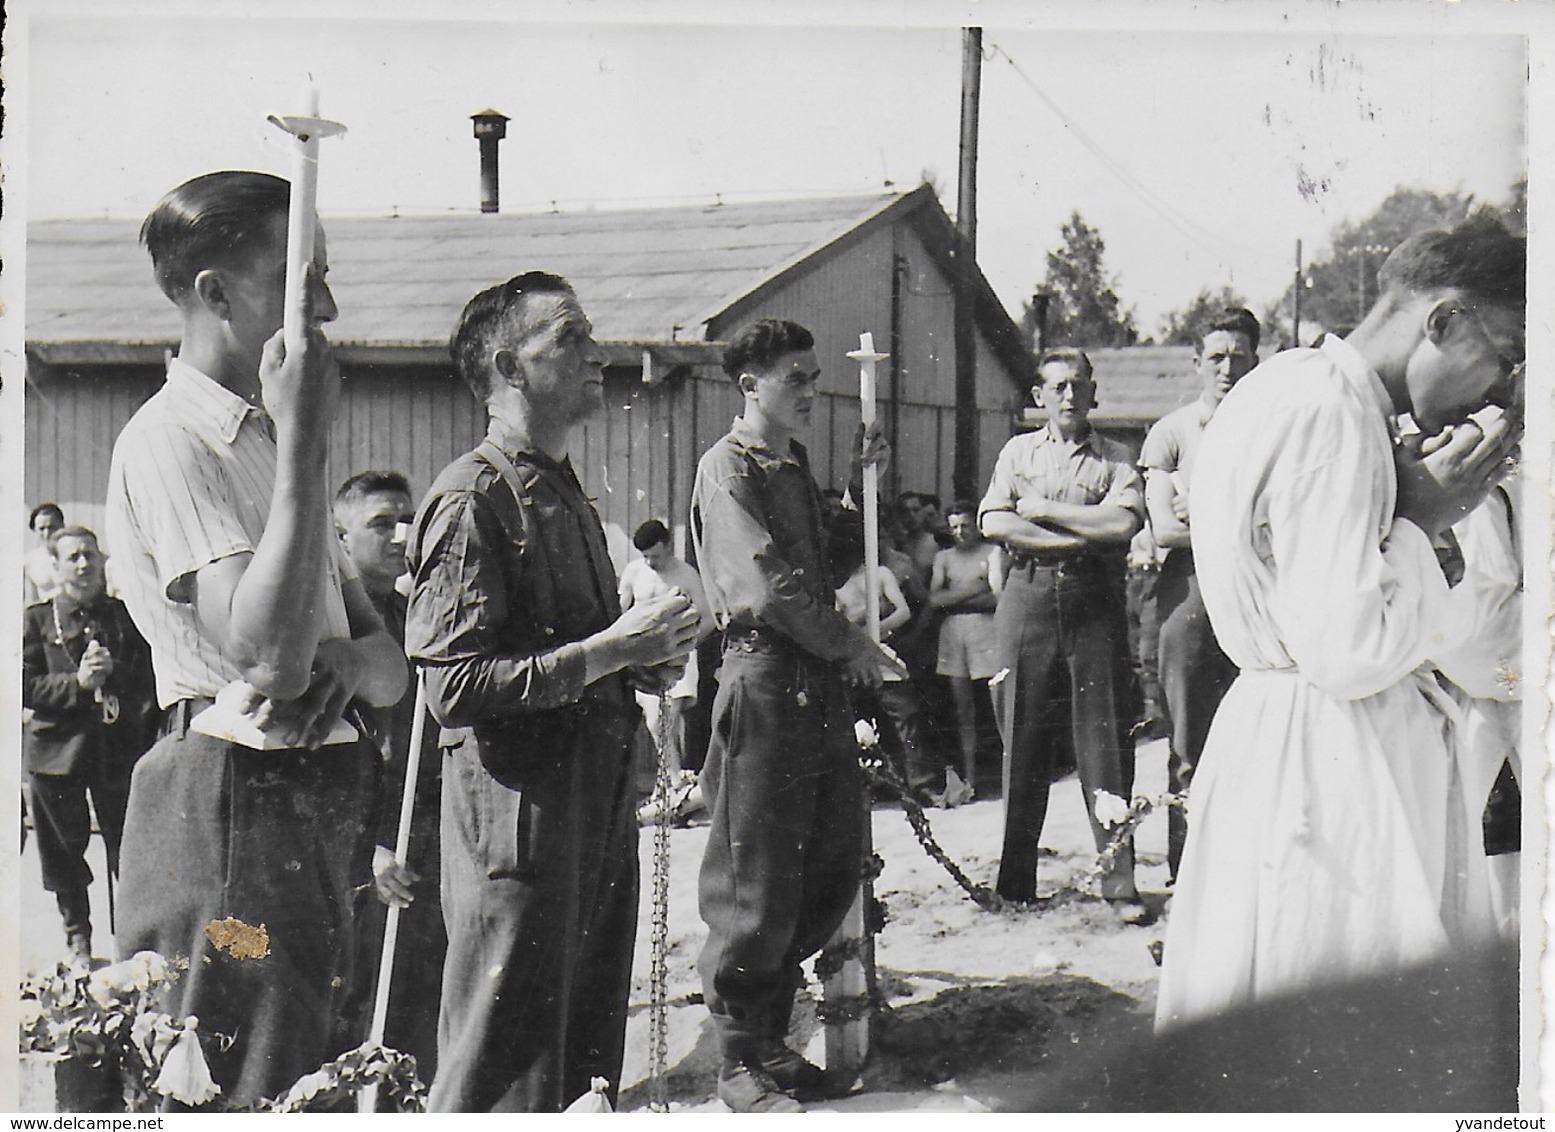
162, 696, 215, 738
722, 625, 801, 656
1005, 551, 1108, 572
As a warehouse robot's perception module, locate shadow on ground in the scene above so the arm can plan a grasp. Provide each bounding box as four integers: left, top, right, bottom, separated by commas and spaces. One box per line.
617, 970, 1148, 1112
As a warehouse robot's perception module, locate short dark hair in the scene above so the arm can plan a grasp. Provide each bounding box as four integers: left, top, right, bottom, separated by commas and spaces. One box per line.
29, 503, 64, 530
335, 470, 412, 512
919, 492, 943, 510
1202, 308, 1262, 355
896, 491, 923, 507
1035, 347, 1094, 384
449, 272, 575, 400
47, 525, 99, 558
722, 319, 815, 380
825, 510, 867, 583
633, 519, 671, 551
946, 499, 977, 521
1378, 216, 1526, 312
141, 171, 291, 303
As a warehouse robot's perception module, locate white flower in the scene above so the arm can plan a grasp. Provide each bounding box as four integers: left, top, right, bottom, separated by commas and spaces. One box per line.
563, 1077, 614, 1113
153, 1017, 221, 1107
17, 999, 45, 1030
87, 951, 172, 1006
130, 1011, 178, 1066
1092, 789, 1132, 829
854, 719, 879, 749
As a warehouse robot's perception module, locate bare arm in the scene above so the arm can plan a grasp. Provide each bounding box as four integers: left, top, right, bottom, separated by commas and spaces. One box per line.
980, 510, 1087, 554
1145, 470, 1191, 549
1015, 495, 1141, 542
185, 326, 341, 700
877, 567, 911, 636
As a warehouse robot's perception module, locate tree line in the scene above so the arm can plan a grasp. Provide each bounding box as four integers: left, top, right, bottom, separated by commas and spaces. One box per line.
1021, 180, 1526, 352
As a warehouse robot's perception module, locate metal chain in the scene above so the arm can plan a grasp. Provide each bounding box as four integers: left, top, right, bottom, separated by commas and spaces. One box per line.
858, 746, 1011, 913
647, 689, 674, 1113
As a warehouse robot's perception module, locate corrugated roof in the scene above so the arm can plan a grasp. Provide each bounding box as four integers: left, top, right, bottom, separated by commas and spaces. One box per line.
1020, 344, 1282, 427
28, 187, 1020, 369
1088, 346, 1200, 423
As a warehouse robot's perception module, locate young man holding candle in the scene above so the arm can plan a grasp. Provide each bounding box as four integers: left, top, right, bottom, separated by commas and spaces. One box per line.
104, 170, 408, 1104
690, 318, 899, 1112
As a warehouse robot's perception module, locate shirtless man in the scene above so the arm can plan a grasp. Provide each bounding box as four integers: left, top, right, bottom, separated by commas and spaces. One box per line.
929, 501, 999, 794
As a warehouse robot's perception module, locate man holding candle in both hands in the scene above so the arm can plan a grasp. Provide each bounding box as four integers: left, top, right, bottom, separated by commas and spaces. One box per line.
403, 273, 700, 1112
690, 319, 901, 1112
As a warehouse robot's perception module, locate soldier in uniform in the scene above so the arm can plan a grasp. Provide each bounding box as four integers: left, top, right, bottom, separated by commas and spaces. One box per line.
23, 526, 157, 962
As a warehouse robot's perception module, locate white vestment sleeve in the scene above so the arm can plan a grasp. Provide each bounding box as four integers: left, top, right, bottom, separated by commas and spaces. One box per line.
1264, 398, 1461, 701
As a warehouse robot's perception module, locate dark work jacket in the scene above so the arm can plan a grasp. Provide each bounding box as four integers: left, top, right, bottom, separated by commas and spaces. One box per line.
23, 595, 158, 777
404, 439, 634, 791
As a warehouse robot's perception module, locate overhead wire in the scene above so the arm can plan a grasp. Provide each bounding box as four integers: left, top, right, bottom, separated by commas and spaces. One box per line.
984, 38, 1285, 269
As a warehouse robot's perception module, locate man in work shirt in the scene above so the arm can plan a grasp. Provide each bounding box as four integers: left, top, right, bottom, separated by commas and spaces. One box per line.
105, 170, 407, 1103
691, 317, 898, 1113
404, 272, 698, 1112
1139, 308, 1260, 881
979, 347, 1144, 913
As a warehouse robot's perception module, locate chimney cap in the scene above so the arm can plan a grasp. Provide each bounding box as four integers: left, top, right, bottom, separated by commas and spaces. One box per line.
472, 108, 510, 139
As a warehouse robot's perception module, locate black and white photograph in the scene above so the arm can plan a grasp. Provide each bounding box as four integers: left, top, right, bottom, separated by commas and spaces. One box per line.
2, 0, 1550, 1116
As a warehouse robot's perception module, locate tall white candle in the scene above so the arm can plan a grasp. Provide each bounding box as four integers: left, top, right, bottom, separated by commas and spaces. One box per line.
850, 332, 886, 644
269, 85, 345, 355
280, 85, 321, 356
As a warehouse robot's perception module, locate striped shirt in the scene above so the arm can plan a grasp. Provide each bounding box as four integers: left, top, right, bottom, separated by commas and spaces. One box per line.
105, 357, 354, 708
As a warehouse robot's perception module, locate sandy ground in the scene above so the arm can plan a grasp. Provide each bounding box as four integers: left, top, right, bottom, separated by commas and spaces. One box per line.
614, 738, 1173, 1113
16, 739, 1174, 1113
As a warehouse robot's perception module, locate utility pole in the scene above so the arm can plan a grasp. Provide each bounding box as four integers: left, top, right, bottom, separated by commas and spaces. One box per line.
952, 27, 982, 502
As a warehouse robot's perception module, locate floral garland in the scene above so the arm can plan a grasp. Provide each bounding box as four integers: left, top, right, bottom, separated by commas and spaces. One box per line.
19, 951, 427, 1113
1084, 788, 1186, 891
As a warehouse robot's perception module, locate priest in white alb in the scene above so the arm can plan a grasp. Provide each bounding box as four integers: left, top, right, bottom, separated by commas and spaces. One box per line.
1154, 217, 1525, 1031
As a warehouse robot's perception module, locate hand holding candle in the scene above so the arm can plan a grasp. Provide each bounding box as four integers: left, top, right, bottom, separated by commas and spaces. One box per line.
847, 333, 891, 646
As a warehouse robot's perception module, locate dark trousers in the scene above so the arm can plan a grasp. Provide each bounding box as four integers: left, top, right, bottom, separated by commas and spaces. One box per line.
1156, 551, 1237, 880
698, 644, 864, 1064
346, 810, 445, 1090
29, 766, 132, 939
1126, 565, 1164, 717
430, 714, 639, 1113
115, 726, 377, 1107
993, 561, 1137, 903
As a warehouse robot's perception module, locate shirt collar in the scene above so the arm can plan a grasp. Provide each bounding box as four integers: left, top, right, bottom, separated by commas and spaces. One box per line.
729, 416, 804, 466
164, 356, 271, 445
1319, 334, 1397, 423
1039, 419, 1101, 454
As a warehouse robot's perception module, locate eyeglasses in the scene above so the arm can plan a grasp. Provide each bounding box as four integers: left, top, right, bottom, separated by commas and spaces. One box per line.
1459, 306, 1523, 381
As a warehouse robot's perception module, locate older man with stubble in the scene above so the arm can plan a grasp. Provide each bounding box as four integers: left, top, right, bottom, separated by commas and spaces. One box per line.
404, 273, 699, 1112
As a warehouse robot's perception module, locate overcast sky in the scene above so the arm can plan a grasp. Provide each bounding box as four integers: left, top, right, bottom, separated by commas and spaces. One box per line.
8, 1, 1540, 334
